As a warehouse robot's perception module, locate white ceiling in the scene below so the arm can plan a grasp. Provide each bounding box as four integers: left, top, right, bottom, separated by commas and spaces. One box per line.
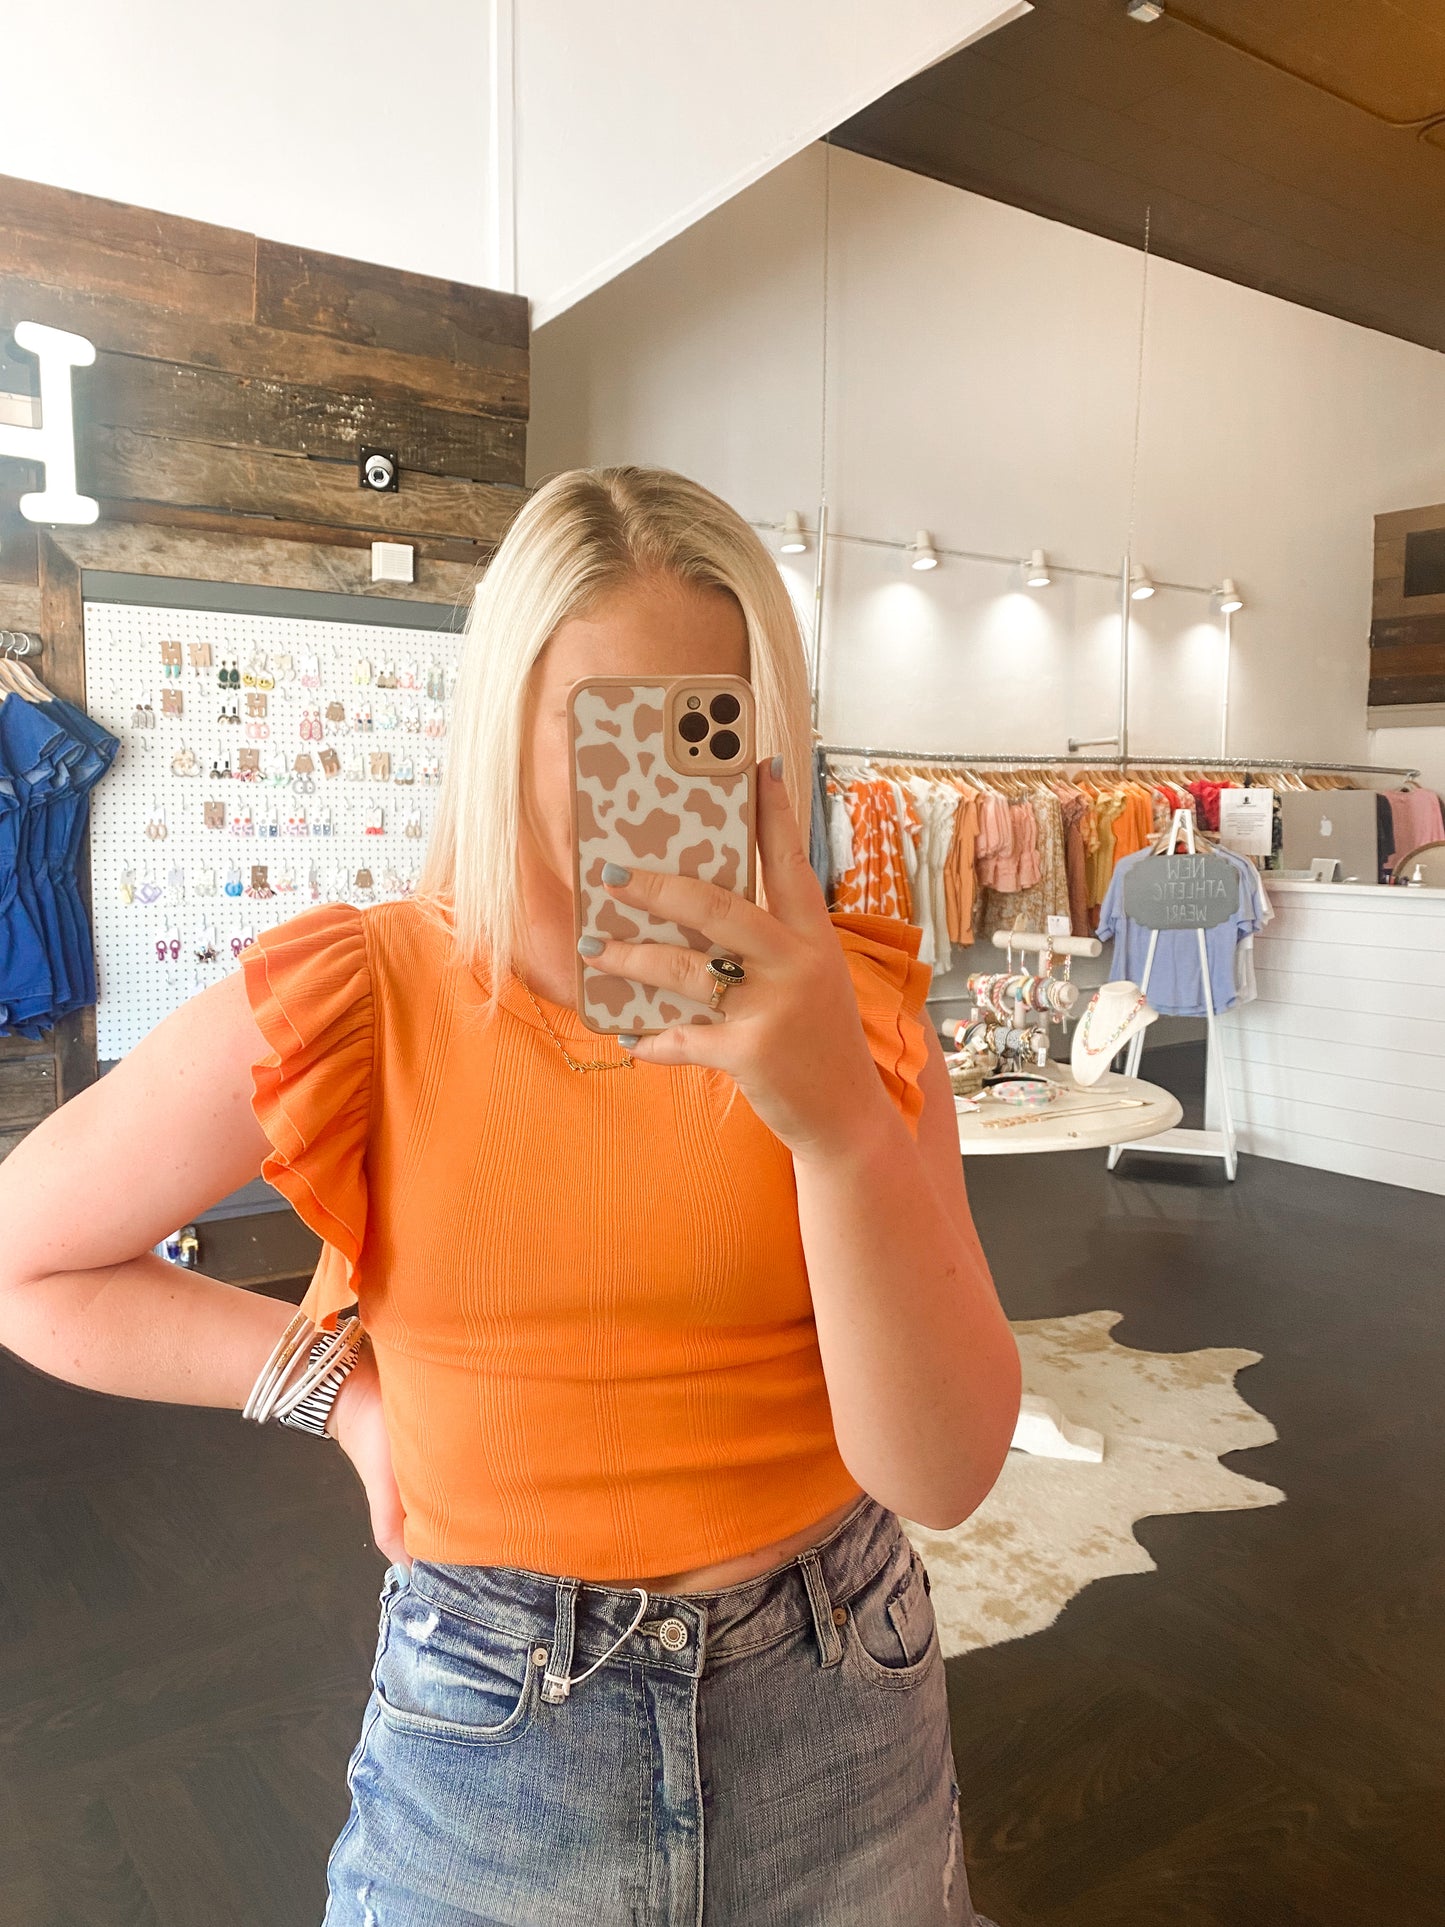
0, 1, 1028, 324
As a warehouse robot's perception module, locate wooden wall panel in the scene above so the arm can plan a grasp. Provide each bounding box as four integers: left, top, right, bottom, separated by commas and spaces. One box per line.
85, 355, 525, 483
84, 426, 525, 542
0, 276, 528, 416
254, 240, 528, 361
0, 176, 257, 321
49, 521, 485, 608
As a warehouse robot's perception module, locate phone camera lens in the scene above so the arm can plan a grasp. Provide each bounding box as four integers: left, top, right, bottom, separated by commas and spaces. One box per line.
711, 729, 740, 761
677, 711, 709, 744
709, 693, 741, 725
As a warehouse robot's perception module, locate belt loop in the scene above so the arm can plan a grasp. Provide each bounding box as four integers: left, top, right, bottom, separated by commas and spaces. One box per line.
796, 1547, 844, 1668
542, 1575, 581, 1704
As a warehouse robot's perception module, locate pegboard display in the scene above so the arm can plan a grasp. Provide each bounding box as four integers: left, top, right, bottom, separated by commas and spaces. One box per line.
82, 600, 463, 1059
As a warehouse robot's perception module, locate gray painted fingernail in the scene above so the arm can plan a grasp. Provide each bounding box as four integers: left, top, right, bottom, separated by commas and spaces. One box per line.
577, 934, 604, 955
602, 861, 631, 884
618, 1033, 638, 1048
770, 753, 783, 779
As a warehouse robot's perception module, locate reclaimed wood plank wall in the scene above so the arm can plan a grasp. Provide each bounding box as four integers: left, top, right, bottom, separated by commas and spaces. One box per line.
0, 170, 531, 1150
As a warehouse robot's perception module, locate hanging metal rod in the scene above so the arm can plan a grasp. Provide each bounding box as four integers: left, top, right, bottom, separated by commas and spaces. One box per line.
818, 743, 1422, 780
750, 520, 1218, 597
821, 744, 1117, 767
1124, 754, 1424, 780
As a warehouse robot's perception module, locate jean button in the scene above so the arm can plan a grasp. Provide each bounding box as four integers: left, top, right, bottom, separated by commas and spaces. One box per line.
658, 1618, 689, 1650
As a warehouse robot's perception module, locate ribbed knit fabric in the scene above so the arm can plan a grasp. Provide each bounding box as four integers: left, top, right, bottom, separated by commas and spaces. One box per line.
241, 894, 933, 1577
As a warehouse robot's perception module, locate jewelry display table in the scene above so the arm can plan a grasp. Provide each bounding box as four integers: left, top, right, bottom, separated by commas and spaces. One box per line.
954, 1067, 1183, 1157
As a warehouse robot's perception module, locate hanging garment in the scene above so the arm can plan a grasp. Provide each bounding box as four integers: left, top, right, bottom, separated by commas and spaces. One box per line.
971, 789, 1011, 894
1384, 787, 1445, 872
976, 791, 1070, 942
1085, 790, 1126, 923
899, 774, 939, 964
831, 775, 916, 919
1058, 789, 1091, 938
1186, 779, 1240, 832
824, 777, 855, 892
899, 773, 964, 971
885, 777, 922, 919
808, 743, 831, 896
941, 779, 980, 947
1233, 866, 1274, 1005
1, 689, 117, 1037
1096, 844, 1265, 1018
1376, 792, 1396, 884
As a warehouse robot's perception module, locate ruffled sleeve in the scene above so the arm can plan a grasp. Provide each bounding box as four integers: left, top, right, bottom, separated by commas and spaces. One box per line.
828, 908, 934, 1138
240, 901, 374, 1332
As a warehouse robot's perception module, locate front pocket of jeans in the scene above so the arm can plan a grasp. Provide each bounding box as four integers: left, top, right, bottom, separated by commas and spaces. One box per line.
841, 1538, 939, 1690
374, 1591, 541, 1744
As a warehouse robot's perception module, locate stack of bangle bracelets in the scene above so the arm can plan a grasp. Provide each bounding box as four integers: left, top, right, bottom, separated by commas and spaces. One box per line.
965, 968, 1076, 1021
243, 1306, 366, 1437
953, 936, 1079, 1077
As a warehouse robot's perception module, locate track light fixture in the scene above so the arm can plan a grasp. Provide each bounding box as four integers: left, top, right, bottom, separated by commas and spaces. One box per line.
1213, 577, 1244, 614
906, 530, 939, 572
1129, 563, 1156, 601
1023, 547, 1051, 588
1125, 1, 1164, 21
779, 510, 808, 554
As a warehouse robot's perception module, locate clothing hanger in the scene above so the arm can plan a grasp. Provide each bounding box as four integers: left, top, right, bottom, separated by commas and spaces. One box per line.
0, 635, 54, 702
828, 753, 873, 781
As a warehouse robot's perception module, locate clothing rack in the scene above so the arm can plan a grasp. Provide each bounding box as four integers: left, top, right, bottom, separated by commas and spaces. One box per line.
817, 744, 1422, 781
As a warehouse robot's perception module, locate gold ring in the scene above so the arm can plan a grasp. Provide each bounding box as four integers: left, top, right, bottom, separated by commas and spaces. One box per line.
705, 953, 747, 1011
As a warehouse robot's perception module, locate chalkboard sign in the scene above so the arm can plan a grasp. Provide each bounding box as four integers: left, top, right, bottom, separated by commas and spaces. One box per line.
1121, 853, 1240, 931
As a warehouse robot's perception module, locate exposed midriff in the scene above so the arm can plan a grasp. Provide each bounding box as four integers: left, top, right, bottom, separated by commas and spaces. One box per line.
587, 1492, 864, 1593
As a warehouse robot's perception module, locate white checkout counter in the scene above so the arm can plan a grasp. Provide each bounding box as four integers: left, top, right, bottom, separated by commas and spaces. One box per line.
1220, 878, 1445, 1195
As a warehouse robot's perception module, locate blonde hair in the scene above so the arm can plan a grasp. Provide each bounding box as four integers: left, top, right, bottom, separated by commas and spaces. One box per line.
415, 463, 815, 1032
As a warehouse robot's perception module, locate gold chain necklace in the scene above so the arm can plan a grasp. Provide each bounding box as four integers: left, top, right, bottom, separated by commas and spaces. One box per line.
518, 978, 635, 1073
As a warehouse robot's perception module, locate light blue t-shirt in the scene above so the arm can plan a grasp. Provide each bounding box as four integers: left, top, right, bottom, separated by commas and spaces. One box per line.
1096, 847, 1263, 1017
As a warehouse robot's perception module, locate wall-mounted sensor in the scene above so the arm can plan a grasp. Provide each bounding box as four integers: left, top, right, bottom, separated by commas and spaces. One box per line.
360, 446, 399, 492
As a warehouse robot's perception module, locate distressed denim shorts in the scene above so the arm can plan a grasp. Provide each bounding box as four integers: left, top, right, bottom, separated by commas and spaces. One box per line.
320, 1489, 1001, 1926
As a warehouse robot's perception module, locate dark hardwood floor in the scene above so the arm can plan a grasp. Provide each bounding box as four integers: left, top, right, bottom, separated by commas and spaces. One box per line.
2, 1143, 1441, 1925
952, 1104, 1445, 1926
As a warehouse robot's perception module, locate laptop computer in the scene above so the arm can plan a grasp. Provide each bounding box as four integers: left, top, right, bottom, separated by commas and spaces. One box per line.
1278, 788, 1381, 883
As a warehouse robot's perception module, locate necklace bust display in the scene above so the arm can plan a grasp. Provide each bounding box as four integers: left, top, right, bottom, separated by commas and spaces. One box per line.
1071, 980, 1158, 1087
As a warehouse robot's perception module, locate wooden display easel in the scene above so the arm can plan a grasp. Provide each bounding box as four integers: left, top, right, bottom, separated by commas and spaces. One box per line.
1106, 807, 1239, 1181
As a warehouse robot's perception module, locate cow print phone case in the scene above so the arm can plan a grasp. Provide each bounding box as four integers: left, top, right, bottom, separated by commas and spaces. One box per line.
569, 675, 757, 1038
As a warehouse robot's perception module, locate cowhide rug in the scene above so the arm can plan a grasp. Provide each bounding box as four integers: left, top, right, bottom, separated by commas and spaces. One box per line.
903, 1309, 1285, 1655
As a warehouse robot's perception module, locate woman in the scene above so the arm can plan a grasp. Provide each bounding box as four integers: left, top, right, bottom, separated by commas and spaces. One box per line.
0, 466, 1019, 1925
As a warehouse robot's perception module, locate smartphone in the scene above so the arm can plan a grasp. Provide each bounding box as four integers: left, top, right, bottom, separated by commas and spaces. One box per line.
568, 674, 758, 1038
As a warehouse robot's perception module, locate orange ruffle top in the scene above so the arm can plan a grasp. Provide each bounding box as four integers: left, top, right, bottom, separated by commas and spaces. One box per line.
241, 895, 933, 1576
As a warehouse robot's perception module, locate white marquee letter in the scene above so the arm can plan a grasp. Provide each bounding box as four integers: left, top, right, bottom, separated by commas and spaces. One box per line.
0, 319, 99, 524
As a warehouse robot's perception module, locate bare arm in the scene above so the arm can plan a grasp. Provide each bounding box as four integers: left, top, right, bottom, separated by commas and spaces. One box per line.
792, 1018, 1021, 1533
0, 967, 305, 1408
0, 964, 406, 1559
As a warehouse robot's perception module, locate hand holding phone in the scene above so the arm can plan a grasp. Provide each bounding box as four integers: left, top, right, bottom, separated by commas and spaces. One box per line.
569, 675, 757, 1038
